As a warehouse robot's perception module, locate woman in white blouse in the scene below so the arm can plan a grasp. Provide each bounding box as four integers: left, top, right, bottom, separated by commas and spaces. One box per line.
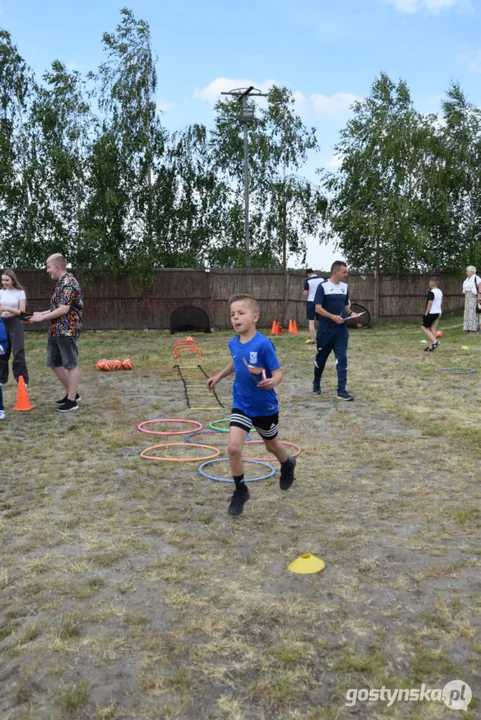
462, 265, 481, 333
0, 269, 29, 386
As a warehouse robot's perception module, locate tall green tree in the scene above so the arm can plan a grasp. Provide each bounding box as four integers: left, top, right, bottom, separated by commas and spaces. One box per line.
423, 82, 481, 271
150, 123, 230, 267
86, 7, 166, 272
211, 85, 326, 267
323, 73, 435, 280
25, 61, 91, 263
0, 30, 33, 264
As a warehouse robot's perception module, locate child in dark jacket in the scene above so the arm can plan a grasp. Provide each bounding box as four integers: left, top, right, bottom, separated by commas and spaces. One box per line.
0, 318, 8, 419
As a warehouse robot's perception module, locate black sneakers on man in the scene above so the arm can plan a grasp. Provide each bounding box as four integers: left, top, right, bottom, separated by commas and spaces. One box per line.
337, 390, 354, 401
312, 379, 321, 395
56, 399, 79, 413
279, 456, 296, 490
228, 487, 250, 516
56, 393, 81, 406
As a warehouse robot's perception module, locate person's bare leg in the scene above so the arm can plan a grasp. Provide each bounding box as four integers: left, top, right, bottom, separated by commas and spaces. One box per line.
421, 325, 436, 345
67, 367, 80, 401
263, 437, 289, 464
308, 320, 316, 343
227, 426, 248, 478
227, 425, 250, 515
52, 366, 69, 392
263, 436, 296, 490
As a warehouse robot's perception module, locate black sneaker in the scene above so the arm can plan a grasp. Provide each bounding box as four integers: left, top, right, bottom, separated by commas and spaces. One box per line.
279, 456, 296, 490
56, 393, 81, 405
56, 399, 79, 413
312, 380, 321, 395
337, 390, 354, 401
228, 487, 250, 516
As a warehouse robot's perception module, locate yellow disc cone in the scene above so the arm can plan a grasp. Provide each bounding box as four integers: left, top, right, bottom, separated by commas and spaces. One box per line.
462, 346, 469, 350
288, 553, 325, 574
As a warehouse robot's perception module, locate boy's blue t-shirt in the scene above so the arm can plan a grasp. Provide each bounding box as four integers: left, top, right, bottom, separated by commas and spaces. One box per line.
0, 318, 8, 353
228, 332, 280, 417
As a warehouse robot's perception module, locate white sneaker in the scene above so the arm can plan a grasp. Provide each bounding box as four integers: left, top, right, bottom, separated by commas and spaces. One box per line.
0, 382, 7, 388
0, 410, 5, 420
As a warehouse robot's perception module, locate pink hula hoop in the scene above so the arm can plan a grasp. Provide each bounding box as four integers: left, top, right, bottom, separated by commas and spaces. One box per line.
243, 440, 301, 461
138, 418, 203, 436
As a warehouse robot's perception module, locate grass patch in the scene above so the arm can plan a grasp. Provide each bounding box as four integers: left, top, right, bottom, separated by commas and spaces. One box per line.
0, 324, 479, 717
57, 680, 91, 711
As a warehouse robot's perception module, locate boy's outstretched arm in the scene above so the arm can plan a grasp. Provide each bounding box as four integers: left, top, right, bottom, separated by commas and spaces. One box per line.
206, 361, 234, 390
257, 368, 283, 390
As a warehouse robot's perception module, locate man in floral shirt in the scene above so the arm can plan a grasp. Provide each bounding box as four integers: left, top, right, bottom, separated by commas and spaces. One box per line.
31, 254, 83, 413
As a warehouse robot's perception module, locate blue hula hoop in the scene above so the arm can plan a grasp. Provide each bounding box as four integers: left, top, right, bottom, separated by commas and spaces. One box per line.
198, 458, 275, 483
185, 429, 252, 445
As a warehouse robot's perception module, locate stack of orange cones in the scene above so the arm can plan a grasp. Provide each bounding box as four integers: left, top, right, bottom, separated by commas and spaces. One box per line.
287, 319, 299, 334
13, 376, 35, 411
270, 320, 278, 335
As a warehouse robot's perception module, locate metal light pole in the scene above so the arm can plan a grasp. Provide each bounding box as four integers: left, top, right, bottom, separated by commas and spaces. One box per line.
221, 87, 267, 259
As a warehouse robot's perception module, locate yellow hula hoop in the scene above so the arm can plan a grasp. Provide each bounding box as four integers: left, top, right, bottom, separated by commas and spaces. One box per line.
140, 442, 221, 462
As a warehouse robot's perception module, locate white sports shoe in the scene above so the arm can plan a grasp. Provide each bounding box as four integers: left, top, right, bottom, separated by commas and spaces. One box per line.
0, 410, 5, 420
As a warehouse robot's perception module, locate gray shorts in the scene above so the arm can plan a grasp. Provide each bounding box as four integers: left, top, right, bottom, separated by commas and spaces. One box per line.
47, 335, 79, 369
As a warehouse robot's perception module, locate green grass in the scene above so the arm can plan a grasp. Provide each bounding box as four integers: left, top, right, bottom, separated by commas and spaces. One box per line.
0, 321, 480, 718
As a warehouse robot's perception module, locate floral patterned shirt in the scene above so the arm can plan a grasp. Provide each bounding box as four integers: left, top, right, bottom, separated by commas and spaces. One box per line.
49, 273, 83, 337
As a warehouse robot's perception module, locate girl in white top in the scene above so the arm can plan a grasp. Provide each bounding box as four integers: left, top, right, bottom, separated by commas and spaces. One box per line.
462, 265, 481, 333
0, 269, 29, 386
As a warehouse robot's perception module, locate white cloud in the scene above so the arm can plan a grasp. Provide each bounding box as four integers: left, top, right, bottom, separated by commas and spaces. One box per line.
194, 79, 361, 122
310, 92, 361, 119
193, 77, 276, 105
387, 0, 472, 14
325, 154, 343, 169
157, 100, 176, 112
292, 90, 309, 119
66, 62, 84, 72
457, 46, 481, 74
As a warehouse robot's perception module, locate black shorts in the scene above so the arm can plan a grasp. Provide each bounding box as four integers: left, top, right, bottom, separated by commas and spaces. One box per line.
230, 408, 279, 439
46, 335, 79, 369
306, 301, 316, 321
422, 314, 439, 328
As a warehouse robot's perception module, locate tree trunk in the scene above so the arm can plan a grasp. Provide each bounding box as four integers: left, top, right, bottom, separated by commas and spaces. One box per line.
374, 237, 381, 325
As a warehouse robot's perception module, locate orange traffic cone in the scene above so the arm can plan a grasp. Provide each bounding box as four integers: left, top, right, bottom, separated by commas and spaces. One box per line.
288, 319, 293, 333
277, 322, 285, 334
292, 320, 299, 335
13, 376, 35, 411
270, 320, 278, 335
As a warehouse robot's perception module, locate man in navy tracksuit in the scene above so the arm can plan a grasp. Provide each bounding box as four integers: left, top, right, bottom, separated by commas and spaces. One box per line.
312, 261, 354, 401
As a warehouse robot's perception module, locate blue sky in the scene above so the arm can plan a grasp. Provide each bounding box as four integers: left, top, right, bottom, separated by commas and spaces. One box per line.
2, 0, 481, 269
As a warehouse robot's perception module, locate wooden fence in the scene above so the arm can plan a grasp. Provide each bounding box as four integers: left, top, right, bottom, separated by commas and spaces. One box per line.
13, 268, 465, 331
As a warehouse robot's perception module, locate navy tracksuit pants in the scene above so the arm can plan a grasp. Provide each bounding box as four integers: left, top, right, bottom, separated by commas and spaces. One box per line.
314, 328, 349, 392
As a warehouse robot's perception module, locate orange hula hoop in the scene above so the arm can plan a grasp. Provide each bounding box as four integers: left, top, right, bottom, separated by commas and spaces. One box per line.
243, 440, 301, 462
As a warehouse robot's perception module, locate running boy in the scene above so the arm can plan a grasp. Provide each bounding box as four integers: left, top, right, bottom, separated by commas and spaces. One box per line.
206, 294, 296, 516
421, 277, 443, 352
